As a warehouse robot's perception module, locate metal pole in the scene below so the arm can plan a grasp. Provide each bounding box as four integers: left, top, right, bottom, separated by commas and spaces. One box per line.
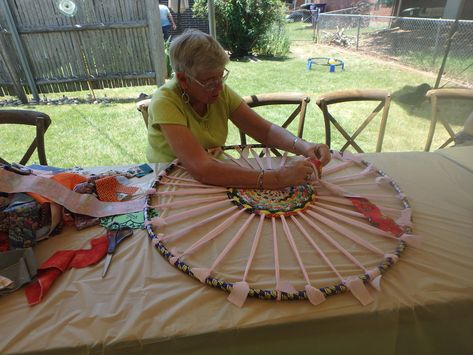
0, 0, 39, 101
434, 0, 465, 88
208, 0, 216, 38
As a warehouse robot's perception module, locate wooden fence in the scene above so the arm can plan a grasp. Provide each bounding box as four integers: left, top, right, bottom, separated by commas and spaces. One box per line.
0, 0, 208, 102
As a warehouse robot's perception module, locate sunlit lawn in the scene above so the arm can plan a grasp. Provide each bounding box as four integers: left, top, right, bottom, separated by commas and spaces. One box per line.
1, 25, 471, 168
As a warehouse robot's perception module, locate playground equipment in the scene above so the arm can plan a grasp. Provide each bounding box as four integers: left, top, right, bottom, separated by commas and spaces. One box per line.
307, 57, 344, 72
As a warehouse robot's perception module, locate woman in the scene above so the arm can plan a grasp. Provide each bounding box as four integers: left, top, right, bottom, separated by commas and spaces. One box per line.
146, 29, 330, 189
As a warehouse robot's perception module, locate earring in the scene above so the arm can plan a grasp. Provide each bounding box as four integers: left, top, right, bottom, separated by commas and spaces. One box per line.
181, 91, 190, 104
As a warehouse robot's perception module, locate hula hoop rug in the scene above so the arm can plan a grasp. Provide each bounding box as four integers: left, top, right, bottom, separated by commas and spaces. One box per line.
307, 57, 345, 72
144, 146, 420, 307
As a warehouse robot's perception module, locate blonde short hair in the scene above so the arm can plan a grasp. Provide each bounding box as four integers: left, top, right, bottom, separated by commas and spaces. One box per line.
170, 29, 229, 76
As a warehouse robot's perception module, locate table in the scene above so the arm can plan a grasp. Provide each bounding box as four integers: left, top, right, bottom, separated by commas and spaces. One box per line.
1, 147, 472, 355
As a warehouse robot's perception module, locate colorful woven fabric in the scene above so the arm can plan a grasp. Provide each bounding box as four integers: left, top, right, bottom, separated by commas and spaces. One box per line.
227, 185, 316, 217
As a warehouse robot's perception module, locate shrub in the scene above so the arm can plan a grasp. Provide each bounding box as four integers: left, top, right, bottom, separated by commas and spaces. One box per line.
193, 0, 289, 58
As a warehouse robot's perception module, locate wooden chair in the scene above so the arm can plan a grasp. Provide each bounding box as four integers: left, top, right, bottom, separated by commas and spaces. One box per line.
240, 92, 309, 143
136, 98, 151, 127
0, 110, 51, 165
316, 89, 391, 153
136, 93, 311, 156
424, 88, 473, 151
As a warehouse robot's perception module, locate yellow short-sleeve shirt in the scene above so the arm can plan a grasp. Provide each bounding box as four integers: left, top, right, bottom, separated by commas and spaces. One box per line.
146, 77, 243, 162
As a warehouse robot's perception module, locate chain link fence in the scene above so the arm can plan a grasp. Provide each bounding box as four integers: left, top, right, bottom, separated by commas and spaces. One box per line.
314, 13, 473, 87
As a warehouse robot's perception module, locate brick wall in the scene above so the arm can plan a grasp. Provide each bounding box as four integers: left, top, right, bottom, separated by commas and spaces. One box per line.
161, 0, 209, 37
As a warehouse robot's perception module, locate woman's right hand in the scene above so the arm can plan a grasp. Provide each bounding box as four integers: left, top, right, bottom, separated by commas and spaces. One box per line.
273, 158, 317, 188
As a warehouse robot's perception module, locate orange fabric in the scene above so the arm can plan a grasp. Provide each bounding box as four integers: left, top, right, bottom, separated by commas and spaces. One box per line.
95, 176, 138, 202
28, 173, 87, 204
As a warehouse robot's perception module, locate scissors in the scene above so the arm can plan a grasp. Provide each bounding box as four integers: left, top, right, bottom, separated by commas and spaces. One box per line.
102, 223, 133, 278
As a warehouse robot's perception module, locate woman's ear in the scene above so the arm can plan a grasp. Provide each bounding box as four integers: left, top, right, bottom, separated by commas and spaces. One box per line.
176, 72, 189, 90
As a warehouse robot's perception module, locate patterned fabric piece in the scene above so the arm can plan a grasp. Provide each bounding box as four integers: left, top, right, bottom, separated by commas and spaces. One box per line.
95, 176, 139, 202
348, 197, 404, 236
3, 193, 51, 249
100, 209, 158, 230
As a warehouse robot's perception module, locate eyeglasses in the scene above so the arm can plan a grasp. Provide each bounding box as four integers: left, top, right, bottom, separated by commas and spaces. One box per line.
187, 68, 230, 91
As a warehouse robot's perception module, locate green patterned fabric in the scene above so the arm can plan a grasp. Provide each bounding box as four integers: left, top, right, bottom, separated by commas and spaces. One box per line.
101, 209, 157, 230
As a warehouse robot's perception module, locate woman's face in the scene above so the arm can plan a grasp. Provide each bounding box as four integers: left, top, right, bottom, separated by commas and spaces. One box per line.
179, 68, 227, 105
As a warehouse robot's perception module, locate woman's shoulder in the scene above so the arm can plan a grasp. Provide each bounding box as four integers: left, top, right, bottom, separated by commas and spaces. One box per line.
151, 78, 181, 105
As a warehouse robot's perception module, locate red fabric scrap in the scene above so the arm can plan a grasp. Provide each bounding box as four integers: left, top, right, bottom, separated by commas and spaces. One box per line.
25, 236, 108, 305
347, 197, 404, 237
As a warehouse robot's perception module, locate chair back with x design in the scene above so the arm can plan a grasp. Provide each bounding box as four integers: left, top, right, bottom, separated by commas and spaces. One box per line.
241, 92, 310, 156
424, 88, 473, 151
316, 89, 391, 153
0, 110, 51, 165
136, 93, 311, 157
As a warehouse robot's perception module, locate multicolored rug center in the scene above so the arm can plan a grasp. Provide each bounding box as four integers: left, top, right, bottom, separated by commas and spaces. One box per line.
227, 185, 316, 217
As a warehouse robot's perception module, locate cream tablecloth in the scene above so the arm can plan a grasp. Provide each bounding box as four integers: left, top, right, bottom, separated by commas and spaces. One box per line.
0, 147, 472, 355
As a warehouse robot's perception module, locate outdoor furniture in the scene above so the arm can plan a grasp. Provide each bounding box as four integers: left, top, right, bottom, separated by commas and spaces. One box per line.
136, 98, 152, 127
424, 88, 473, 151
316, 89, 391, 153
136, 92, 311, 154
0, 109, 51, 165
240, 92, 310, 155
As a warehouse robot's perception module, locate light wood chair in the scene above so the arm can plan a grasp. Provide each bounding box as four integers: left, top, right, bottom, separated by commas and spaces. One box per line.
316, 89, 391, 153
240, 92, 310, 156
0, 110, 51, 165
136, 98, 152, 127
424, 88, 473, 151
136, 93, 311, 156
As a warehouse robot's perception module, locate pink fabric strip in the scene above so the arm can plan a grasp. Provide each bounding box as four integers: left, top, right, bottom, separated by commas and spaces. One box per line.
318, 180, 354, 197
243, 214, 265, 281
160, 205, 238, 242
157, 187, 228, 196
164, 175, 200, 183
238, 147, 256, 169
223, 151, 247, 168
250, 148, 265, 170
271, 217, 296, 296
175, 208, 246, 260
264, 148, 273, 170
310, 205, 398, 239
305, 210, 385, 255
317, 195, 354, 206
0, 168, 145, 218
227, 212, 264, 307
148, 195, 226, 209
271, 217, 281, 287
291, 215, 344, 280
164, 199, 231, 224
207, 214, 255, 273
280, 216, 310, 284
314, 201, 364, 218
325, 164, 375, 184
279, 151, 288, 169
159, 181, 219, 189
297, 212, 365, 276
322, 160, 354, 175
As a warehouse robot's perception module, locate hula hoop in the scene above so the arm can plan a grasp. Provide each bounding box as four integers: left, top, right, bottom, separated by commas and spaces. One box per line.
144, 146, 416, 306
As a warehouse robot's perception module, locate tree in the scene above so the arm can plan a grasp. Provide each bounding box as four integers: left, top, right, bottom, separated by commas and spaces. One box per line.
193, 0, 287, 58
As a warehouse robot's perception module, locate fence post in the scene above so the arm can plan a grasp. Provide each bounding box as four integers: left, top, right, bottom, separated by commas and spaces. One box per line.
356, 16, 361, 51
145, 0, 166, 87
0, 0, 39, 101
0, 31, 27, 102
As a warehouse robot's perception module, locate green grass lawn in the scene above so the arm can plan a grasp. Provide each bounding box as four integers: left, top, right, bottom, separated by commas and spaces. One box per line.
1, 38, 471, 168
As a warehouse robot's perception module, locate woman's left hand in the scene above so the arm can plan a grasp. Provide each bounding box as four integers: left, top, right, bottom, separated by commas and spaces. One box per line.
298, 142, 331, 166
